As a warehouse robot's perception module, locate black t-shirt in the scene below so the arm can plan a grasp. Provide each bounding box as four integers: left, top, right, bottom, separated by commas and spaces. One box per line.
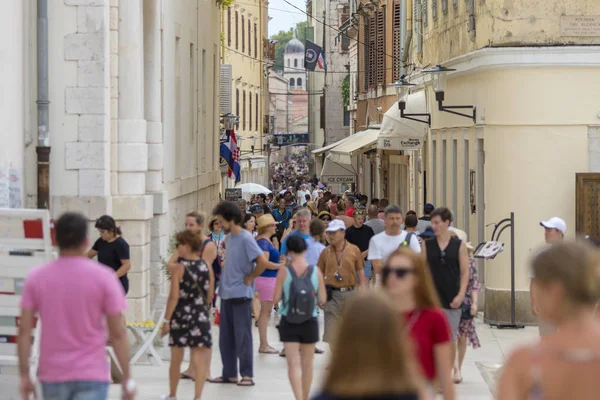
345, 225, 375, 257
93, 236, 130, 293
425, 236, 461, 308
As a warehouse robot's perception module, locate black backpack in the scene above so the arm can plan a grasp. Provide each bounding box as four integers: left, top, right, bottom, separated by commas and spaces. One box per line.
285, 265, 316, 324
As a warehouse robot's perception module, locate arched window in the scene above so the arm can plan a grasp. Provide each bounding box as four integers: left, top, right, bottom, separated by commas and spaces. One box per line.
289, 78, 295, 88
287, 59, 290, 67
294, 58, 298, 67
297, 78, 302, 87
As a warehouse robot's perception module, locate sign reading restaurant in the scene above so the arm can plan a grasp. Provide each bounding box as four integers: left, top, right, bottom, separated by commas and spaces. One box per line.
322, 175, 356, 184
378, 136, 423, 151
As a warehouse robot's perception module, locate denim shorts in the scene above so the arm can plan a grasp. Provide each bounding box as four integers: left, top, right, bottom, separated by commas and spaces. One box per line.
41, 381, 109, 400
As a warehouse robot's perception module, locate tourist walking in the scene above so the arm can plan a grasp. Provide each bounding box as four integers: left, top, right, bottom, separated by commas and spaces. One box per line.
382, 247, 454, 399
317, 211, 334, 229
377, 198, 389, 219
368, 205, 421, 285
167, 212, 217, 382
210, 201, 280, 386
255, 214, 283, 354
274, 235, 326, 400
87, 214, 131, 294
422, 207, 469, 373
161, 230, 214, 400
345, 208, 375, 282
18, 212, 134, 400
318, 220, 367, 344
416, 203, 434, 234
365, 205, 384, 235
312, 291, 427, 400
498, 241, 600, 400
450, 229, 480, 384
530, 216, 566, 337
243, 213, 258, 238
280, 209, 312, 258
273, 197, 292, 240
306, 219, 327, 263
208, 217, 225, 298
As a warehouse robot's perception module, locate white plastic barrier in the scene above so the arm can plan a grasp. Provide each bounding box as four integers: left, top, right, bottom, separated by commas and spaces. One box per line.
0, 208, 54, 378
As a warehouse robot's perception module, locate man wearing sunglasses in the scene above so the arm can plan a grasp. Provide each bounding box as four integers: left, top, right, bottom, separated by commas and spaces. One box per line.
422, 207, 469, 353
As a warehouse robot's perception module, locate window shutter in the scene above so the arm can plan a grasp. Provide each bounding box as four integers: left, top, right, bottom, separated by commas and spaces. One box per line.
423, 0, 428, 27
442, 0, 448, 15
242, 15, 245, 53
392, 2, 401, 82
243, 90, 246, 129
363, 19, 369, 91
249, 94, 252, 131
227, 8, 232, 47
368, 14, 376, 88
376, 9, 385, 86
248, 19, 251, 56
220, 64, 232, 114
341, 6, 350, 51
453, 0, 458, 8
432, 0, 437, 21
255, 93, 259, 131
235, 11, 239, 49
254, 23, 258, 59
236, 88, 240, 117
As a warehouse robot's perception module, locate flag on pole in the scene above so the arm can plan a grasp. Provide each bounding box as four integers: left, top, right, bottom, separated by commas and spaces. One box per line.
220, 129, 241, 183
269, 39, 279, 45
304, 40, 325, 71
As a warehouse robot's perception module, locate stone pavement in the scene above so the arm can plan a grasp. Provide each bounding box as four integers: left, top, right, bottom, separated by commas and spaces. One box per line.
0, 315, 538, 400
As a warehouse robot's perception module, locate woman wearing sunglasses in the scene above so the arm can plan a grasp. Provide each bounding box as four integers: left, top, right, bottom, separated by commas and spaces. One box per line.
382, 247, 455, 400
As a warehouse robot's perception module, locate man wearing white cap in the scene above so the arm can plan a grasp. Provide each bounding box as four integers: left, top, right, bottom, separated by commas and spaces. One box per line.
530, 216, 566, 336
317, 220, 367, 343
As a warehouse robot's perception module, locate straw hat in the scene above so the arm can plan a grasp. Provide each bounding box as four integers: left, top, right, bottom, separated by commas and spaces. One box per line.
451, 228, 475, 252
256, 214, 276, 229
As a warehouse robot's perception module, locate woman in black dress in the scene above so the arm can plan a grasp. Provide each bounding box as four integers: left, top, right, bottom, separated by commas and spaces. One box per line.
87, 215, 131, 294
161, 230, 214, 400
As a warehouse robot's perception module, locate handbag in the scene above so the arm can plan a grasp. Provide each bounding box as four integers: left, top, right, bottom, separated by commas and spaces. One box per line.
461, 303, 474, 320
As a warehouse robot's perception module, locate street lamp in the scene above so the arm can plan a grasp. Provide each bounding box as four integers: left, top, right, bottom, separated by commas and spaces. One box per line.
423, 65, 476, 123
249, 135, 258, 154
389, 78, 431, 126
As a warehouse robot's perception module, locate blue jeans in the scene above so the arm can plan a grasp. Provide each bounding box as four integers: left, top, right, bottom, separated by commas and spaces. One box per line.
41, 381, 109, 400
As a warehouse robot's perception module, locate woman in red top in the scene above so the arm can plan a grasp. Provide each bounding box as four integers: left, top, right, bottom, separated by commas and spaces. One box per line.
382, 247, 455, 400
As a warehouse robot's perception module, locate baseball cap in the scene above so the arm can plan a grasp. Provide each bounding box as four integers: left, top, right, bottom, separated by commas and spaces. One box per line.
250, 204, 263, 213
540, 217, 567, 234
325, 219, 346, 233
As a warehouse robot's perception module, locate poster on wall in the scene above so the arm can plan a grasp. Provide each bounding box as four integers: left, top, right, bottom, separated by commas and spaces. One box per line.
0, 169, 9, 208
9, 169, 22, 208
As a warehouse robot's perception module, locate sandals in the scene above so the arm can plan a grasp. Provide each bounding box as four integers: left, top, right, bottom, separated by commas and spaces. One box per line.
180, 373, 194, 381
258, 346, 279, 354
453, 372, 463, 384
237, 377, 255, 387
208, 376, 237, 384
315, 347, 325, 354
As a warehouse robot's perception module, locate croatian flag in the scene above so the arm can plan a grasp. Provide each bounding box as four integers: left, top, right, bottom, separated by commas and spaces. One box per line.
220, 129, 241, 182
317, 49, 326, 71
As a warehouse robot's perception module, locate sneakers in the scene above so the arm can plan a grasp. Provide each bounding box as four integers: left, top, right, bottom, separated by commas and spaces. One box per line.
161, 396, 176, 400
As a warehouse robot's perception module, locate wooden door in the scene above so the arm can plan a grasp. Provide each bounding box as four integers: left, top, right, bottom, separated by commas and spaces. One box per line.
576, 173, 600, 237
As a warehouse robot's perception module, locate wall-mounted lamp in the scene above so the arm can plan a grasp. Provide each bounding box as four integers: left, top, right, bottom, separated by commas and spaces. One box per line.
423, 65, 476, 123
389, 79, 431, 126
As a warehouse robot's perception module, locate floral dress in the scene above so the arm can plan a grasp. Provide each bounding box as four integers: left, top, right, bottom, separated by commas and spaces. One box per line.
458, 257, 481, 348
169, 258, 212, 348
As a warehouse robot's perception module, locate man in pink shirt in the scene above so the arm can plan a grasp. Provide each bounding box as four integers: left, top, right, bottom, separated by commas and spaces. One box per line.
18, 212, 135, 400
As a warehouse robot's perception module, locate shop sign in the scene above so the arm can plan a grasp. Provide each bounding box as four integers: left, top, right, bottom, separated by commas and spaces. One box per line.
378, 136, 424, 151
322, 175, 356, 184
224, 188, 242, 202
561, 16, 600, 37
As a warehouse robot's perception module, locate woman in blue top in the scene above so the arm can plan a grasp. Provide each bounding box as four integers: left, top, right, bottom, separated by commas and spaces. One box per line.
273, 235, 326, 400
255, 214, 283, 354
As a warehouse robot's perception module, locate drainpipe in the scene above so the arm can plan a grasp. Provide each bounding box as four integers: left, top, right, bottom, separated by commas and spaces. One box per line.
36, 0, 50, 209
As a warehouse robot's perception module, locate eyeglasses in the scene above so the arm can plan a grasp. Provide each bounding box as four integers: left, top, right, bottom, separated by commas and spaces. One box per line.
440, 251, 446, 265
382, 266, 415, 280
353, 210, 365, 216
320, 217, 331, 222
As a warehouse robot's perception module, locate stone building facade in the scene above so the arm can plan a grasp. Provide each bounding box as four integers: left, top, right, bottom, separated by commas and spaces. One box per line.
1, 0, 222, 321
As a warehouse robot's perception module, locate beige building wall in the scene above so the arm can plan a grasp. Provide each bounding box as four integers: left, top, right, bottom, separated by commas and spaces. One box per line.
8, 0, 222, 321
221, 0, 268, 186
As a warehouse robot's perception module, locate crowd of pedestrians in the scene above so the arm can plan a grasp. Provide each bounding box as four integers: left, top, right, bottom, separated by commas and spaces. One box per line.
15, 175, 600, 400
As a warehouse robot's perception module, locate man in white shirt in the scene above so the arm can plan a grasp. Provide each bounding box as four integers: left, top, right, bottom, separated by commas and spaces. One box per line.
531, 216, 566, 336
368, 205, 421, 285
297, 184, 311, 206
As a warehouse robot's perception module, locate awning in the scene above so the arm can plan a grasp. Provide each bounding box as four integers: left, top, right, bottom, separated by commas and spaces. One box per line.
328, 126, 380, 164
320, 155, 357, 185
311, 136, 349, 155
378, 91, 429, 150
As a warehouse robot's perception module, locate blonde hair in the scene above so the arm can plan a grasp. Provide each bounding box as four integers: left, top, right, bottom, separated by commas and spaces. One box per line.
186, 211, 206, 227
323, 291, 421, 397
532, 241, 600, 307
383, 247, 442, 309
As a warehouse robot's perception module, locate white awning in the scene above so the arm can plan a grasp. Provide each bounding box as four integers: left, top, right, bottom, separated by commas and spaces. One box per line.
311, 136, 349, 155
320, 155, 357, 185
329, 127, 380, 164
378, 91, 429, 150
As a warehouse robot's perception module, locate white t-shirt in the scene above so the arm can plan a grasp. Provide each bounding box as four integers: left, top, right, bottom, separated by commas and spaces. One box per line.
368, 231, 422, 263
312, 189, 319, 201
297, 190, 311, 204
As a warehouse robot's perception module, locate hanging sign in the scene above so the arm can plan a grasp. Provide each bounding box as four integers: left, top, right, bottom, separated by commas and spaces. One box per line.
321, 175, 356, 184
378, 136, 424, 151
224, 188, 242, 202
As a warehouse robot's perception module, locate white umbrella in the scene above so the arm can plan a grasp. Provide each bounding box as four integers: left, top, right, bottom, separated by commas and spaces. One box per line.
235, 183, 272, 195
